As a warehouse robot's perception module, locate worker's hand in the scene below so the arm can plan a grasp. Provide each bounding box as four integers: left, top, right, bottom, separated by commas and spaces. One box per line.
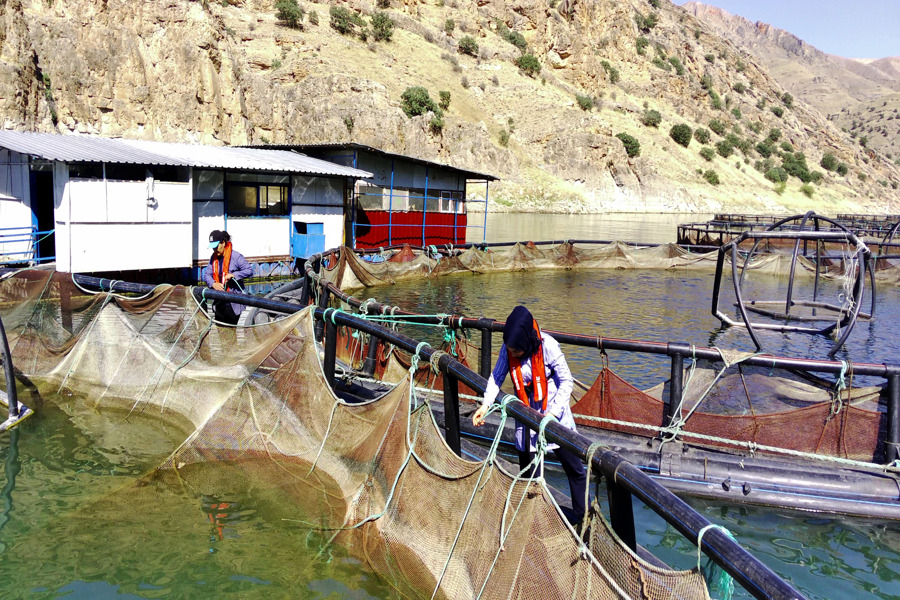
472, 404, 490, 427
212, 282, 225, 291
223, 273, 234, 282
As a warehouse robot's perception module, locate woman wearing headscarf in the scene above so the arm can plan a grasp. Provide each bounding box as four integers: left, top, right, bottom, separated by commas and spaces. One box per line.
472, 305, 587, 525
203, 230, 253, 325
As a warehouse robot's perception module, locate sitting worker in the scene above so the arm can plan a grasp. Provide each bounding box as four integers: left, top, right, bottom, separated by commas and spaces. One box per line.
472, 305, 587, 526
203, 230, 253, 326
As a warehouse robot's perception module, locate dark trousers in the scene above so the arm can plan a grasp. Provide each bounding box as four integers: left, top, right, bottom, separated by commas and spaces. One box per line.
518, 446, 587, 526
213, 300, 239, 325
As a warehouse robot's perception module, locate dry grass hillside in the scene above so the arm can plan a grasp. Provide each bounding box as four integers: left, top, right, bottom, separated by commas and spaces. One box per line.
1, 0, 898, 214
684, 2, 900, 192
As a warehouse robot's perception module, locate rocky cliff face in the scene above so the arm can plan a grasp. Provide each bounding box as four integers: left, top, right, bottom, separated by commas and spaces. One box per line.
1, 0, 898, 213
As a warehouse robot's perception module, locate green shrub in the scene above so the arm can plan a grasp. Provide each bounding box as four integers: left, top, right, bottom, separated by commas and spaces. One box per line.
601, 60, 620, 83
694, 128, 711, 144
774, 181, 786, 195
635, 12, 659, 32
444, 19, 455, 35
715, 140, 734, 158
709, 119, 726, 136
616, 132, 641, 158
458, 35, 479, 56
276, 0, 304, 28
516, 53, 541, 77
506, 30, 527, 52
767, 128, 781, 143
709, 90, 723, 109
636, 36, 649, 55
733, 82, 746, 94
330, 6, 365, 35
800, 183, 814, 198
731, 107, 742, 120
704, 53, 715, 63
820, 153, 839, 171
858, 172, 868, 182
669, 124, 693, 147
438, 90, 451, 110
649, 0, 661, 7
376, 0, 390, 7
668, 56, 684, 76
371, 12, 394, 41
765, 167, 788, 183
748, 121, 763, 134
700, 146, 715, 161
782, 152, 812, 182
703, 169, 720, 185
499, 129, 510, 147
781, 92, 793, 108
308, 10, 319, 25
780, 141, 793, 152
700, 74, 713, 90
641, 109, 662, 127
836, 163, 849, 176
576, 94, 593, 111
755, 142, 774, 158
400, 86, 441, 118
771, 106, 784, 118
809, 171, 823, 184
652, 56, 671, 71
430, 113, 444, 134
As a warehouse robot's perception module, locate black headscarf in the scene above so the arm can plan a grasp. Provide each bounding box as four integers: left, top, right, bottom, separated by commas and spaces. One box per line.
502, 306, 541, 357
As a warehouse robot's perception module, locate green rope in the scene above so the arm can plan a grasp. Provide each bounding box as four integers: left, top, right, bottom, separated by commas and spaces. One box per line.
697, 524, 736, 600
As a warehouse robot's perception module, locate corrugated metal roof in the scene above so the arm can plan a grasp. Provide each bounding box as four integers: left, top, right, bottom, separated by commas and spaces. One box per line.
0, 131, 372, 178
247, 142, 500, 181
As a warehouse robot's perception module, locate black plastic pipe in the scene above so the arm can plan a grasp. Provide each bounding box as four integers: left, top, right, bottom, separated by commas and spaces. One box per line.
0, 315, 18, 418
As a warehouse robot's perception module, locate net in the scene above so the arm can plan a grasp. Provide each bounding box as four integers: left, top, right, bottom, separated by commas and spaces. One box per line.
0, 267, 712, 600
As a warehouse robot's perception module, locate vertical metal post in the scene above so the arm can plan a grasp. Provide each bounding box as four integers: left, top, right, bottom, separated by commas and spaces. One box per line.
388, 158, 394, 246
314, 282, 330, 341
482, 181, 489, 244
887, 373, 900, 464
478, 320, 493, 379
606, 476, 636, 551
324, 318, 337, 389
0, 315, 18, 418
443, 373, 461, 457
362, 334, 379, 377
422, 166, 429, 247
667, 343, 687, 426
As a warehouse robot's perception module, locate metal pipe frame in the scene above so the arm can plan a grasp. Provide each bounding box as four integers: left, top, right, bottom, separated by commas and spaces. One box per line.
68, 272, 807, 600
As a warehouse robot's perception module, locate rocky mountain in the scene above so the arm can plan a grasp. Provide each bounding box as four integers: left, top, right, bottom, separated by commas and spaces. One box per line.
1, 0, 898, 214
683, 2, 900, 173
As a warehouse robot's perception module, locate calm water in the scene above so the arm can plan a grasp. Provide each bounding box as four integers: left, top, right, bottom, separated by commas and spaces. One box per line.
1, 213, 898, 600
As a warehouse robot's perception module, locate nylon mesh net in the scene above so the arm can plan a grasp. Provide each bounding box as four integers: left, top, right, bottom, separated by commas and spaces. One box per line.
0, 268, 711, 600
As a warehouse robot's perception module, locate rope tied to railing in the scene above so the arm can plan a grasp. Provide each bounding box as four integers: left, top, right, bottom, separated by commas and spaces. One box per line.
697, 524, 736, 600
829, 360, 853, 419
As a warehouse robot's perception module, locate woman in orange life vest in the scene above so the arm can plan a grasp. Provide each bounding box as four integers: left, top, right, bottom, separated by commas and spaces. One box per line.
472, 305, 587, 525
202, 230, 253, 325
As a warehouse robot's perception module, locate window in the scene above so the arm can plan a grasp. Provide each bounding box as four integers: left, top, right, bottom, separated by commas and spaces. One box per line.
225, 176, 289, 216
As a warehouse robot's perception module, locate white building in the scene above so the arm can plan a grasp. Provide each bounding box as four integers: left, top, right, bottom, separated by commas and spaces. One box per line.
0, 131, 371, 278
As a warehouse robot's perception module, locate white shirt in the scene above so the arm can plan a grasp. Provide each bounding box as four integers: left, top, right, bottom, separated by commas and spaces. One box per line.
482, 332, 577, 451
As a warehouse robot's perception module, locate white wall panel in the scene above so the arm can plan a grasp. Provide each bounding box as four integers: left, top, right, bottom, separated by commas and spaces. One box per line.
292, 206, 344, 249
105, 180, 148, 222
225, 217, 289, 258
66, 179, 107, 222
68, 224, 191, 272
149, 182, 191, 222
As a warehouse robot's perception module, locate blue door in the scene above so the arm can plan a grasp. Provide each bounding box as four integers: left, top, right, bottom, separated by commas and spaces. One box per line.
291, 222, 325, 259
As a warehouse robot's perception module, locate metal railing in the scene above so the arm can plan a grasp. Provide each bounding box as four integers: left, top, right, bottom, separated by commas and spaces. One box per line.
70, 272, 806, 600
0, 226, 54, 266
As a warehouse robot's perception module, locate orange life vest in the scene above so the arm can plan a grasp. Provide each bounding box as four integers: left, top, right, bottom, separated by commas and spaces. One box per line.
508, 320, 548, 412
211, 242, 233, 285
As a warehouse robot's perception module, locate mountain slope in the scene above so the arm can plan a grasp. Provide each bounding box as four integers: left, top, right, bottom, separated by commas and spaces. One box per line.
0, 0, 897, 214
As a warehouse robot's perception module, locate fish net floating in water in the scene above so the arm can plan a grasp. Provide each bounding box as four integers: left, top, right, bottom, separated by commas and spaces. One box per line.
317, 241, 900, 292
0, 268, 714, 600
